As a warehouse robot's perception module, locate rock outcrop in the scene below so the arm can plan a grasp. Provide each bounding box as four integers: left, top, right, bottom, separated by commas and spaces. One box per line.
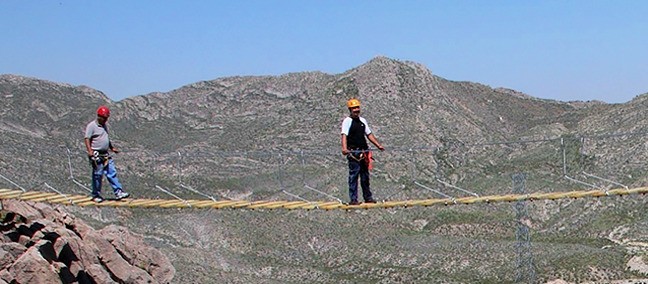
0, 200, 174, 284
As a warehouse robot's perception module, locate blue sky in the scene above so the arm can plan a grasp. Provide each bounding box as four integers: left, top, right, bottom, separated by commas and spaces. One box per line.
1, 1, 646, 103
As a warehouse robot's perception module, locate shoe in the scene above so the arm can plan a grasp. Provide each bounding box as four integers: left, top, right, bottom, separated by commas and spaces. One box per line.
365, 199, 377, 203
92, 195, 105, 203
115, 190, 130, 200
348, 200, 361, 205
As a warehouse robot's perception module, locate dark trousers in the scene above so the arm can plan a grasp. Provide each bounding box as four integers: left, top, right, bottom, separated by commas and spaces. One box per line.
347, 156, 372, 202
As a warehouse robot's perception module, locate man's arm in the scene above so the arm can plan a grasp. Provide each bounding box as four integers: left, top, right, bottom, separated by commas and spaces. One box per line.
341, 134, 349, 155
109, 142, 119, 153
84, 138, 93, 156
367, 133, 385, 151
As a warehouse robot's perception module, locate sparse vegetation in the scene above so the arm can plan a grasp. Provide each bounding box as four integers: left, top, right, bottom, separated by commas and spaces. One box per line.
1, 57, 648, 283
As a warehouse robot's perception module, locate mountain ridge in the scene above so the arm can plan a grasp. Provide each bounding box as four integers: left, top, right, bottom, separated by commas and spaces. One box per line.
1, 57, 648, 283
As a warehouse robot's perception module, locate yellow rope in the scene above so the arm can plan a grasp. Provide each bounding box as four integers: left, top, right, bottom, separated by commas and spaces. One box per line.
1, 187, 647, 210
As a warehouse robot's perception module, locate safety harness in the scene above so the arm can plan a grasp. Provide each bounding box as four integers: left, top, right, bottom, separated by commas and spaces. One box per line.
90, 150, 111, 167
347, 150, 374, 170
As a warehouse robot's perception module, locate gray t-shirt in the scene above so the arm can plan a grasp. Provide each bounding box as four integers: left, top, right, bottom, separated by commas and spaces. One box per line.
85, 120, 110, 151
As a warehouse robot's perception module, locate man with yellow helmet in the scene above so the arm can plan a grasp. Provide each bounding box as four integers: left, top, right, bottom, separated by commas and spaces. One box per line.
341, 98, 385, 205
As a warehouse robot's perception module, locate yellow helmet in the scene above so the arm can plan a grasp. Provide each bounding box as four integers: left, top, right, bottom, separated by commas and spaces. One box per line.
347, 98, 361, 108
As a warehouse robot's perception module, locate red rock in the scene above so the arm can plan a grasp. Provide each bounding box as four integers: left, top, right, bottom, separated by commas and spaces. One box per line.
0, 200, 175, 283
100, 225, 175, 283
4, 240, 61, 284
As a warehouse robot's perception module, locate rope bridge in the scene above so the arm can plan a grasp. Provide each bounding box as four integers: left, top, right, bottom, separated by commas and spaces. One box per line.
1, 187, 647, 210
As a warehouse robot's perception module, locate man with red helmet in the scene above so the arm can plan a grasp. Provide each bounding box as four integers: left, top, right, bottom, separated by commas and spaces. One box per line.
341, 98, 385, 205
84, 105, 130, 202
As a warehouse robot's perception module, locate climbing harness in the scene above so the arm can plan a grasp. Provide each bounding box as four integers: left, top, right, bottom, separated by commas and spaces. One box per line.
90, 151, 111, 168
346, 149, 375, 170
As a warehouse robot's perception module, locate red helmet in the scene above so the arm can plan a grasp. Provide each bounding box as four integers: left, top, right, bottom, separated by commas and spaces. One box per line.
97, 106, 110, 117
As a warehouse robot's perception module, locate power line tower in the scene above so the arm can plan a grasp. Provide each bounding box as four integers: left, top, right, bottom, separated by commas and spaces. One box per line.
512, 173, 537, 283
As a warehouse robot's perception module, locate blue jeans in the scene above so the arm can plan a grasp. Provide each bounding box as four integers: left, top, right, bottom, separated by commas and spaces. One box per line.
91, 158, 123, 197
347, 156, 372, 202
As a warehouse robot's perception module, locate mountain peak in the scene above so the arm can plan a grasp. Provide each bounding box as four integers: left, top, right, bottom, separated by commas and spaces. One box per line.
358, 56, 403, 70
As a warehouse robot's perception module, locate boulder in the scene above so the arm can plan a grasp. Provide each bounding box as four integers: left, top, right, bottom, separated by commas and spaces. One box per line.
0, 200, 175, 283
3, 240, 61, 284
100, 225, 175, 283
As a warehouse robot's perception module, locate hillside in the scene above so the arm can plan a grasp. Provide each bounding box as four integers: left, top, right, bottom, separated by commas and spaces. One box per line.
1, 57, 648, 283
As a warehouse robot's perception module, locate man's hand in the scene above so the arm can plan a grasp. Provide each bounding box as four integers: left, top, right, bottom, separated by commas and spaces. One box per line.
111, 147, 120, 154
376, 144, 385, 151
342, 149, 349, 156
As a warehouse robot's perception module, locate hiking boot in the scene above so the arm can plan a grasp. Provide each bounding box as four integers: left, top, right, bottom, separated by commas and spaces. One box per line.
115, 190, 130, 200
348, 200, 361, 206
92, 195, 105, 203
365, 199, 377, 204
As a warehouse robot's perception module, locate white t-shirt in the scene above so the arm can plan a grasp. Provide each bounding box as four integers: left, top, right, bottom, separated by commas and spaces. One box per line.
341, 116, 372, 135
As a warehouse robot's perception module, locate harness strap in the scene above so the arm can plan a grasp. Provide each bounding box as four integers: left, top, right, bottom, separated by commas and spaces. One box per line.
347, 149, 374, 170
348, 152, 365, 162
91, 150, 111, 167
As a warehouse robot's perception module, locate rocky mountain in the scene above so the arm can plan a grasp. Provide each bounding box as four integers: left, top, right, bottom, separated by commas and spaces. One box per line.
0, 199, 174, 283
1, 56, 648, 283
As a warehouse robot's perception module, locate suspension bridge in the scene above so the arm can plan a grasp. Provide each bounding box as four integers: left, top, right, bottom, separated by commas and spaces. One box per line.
2, 131, 648, 210
3, 132, 647, 284
1, 187, 647, 210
